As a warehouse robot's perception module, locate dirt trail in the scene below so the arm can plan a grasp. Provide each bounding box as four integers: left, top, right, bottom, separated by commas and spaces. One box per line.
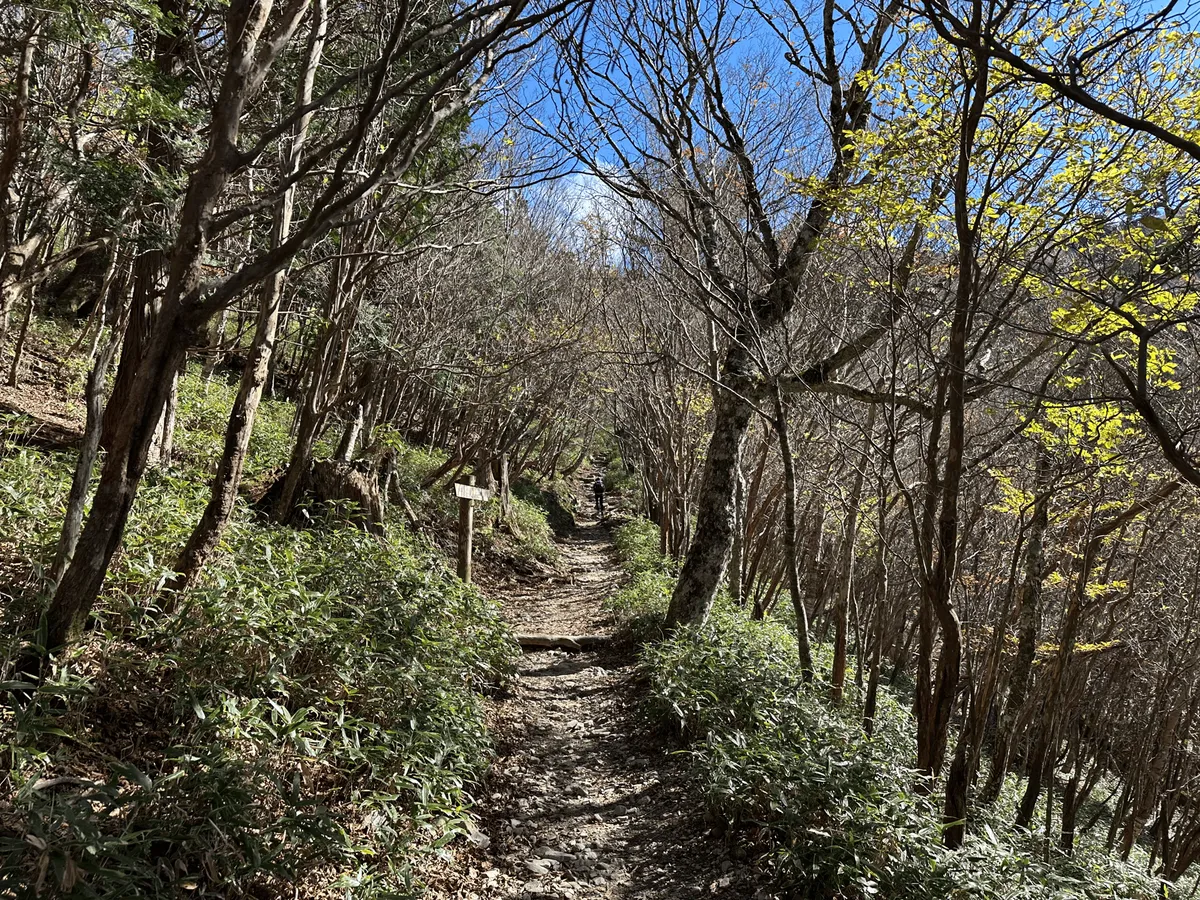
427, 507, 763, 900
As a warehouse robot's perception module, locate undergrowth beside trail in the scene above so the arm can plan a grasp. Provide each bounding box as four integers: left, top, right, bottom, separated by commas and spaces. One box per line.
605, 518, 676, 642
0, 374, 527, 899
478, 495, 561, 569
366, 424, 561, 571
608, 520, 1160, 900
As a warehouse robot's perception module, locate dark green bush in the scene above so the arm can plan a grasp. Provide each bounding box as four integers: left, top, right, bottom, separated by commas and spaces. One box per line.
612, 518, 672, 577
512, 478, 576, 537
646, 609, 949, 899
0, 445, 514, 898
644, 610, 1159, 898
620, 532, 1160, 900
605, 519, 676, 639
478, 494, 560, 568
602, 458, 641, 510
172, 370, 294, 483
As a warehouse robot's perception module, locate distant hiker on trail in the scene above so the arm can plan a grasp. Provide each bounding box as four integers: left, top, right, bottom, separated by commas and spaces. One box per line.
592, 475, 606, 519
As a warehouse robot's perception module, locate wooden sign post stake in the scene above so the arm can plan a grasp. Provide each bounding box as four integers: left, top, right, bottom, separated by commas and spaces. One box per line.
455, 476, 492, 583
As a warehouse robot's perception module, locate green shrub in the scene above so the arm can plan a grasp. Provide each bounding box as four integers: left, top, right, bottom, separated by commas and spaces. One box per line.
512, 477, 576, 537
612, 518, 672, 576
943, 833, 1160, 899
0, 445, 72, 570
639, 600, 1159, 899
373, 427, 449, 500
478, 495, 560, 567
172, 370, 294, 483
0, 450, 515, 898
605, 519, 676, 638
645, 608, 949, 898
602, 458, 641, 509
605, 569, 673, 628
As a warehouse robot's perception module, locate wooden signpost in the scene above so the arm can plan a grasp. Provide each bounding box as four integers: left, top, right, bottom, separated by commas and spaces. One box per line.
454, 476, 492, 583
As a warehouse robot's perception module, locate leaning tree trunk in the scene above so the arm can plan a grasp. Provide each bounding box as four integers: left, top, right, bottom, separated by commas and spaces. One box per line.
42, 2, 295, 653
276, 226, 369, 522
45, 310, 191, 649
50, 263, 128, 586
980, 451, 1049, 805
48, 226, 113, 317
831, 406, 872, 702
930, 35, 990, 847
661, 1, 900, 626
172, 3, 327, 587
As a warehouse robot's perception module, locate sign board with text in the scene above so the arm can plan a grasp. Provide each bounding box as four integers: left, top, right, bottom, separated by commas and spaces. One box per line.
454, 483, 493, 503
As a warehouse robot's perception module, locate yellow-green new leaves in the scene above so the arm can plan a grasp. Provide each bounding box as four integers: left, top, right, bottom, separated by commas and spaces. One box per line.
1027, 403, 1140, 470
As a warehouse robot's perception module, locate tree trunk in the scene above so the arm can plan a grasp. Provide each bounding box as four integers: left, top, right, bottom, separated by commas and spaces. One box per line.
770, 384, 816, 678
99, 1, 191, 450
1121, 702, 1185, 858
50, 268, 129, 586
276, 243, 366, 521
45, 323, 189, 649
169, 0, 326, 583
863, 548, 887, 735
1043, 749, 1055, 862
43, 1, 290, 653
499, 449, 513, 521
980, 450, 1049, 804
831, 407, 872, 702
48, 227, 112, 317
336, 401, 365, 461
1058, 743, 1096, 855
169, 4, 325, 580
7, 288, 35, 386
0, 15, 43, 351
664, 358, 754, 627
151, 363, 182, 467
660, 11, 899, 626
103, 250, 161, 450
729, 465, 745, 604
934, 40, 989, 844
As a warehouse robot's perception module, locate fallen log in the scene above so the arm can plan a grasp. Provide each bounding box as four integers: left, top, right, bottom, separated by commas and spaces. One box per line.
514, 634, 611, 652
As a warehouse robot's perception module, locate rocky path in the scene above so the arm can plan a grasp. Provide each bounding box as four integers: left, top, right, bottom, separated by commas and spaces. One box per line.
426, 512, 763, 900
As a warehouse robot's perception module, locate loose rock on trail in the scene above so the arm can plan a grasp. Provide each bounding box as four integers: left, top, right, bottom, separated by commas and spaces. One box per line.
425, 507, 764, 899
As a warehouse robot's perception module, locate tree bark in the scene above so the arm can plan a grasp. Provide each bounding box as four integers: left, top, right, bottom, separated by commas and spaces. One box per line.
0, 14, 45, 353
863, 544, 888, 735
728, 464, 745, 604
44, 1, 300, 651
50, 264, 128, 587
662, 1, 898, 627
770, 383, 816, 678
170, 4, 325, 581
936, 31, 989, 844
664, 361, 754, 627
831, 407, 872, 702
980, 449, 1049, 805
276, 223, 370, 521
